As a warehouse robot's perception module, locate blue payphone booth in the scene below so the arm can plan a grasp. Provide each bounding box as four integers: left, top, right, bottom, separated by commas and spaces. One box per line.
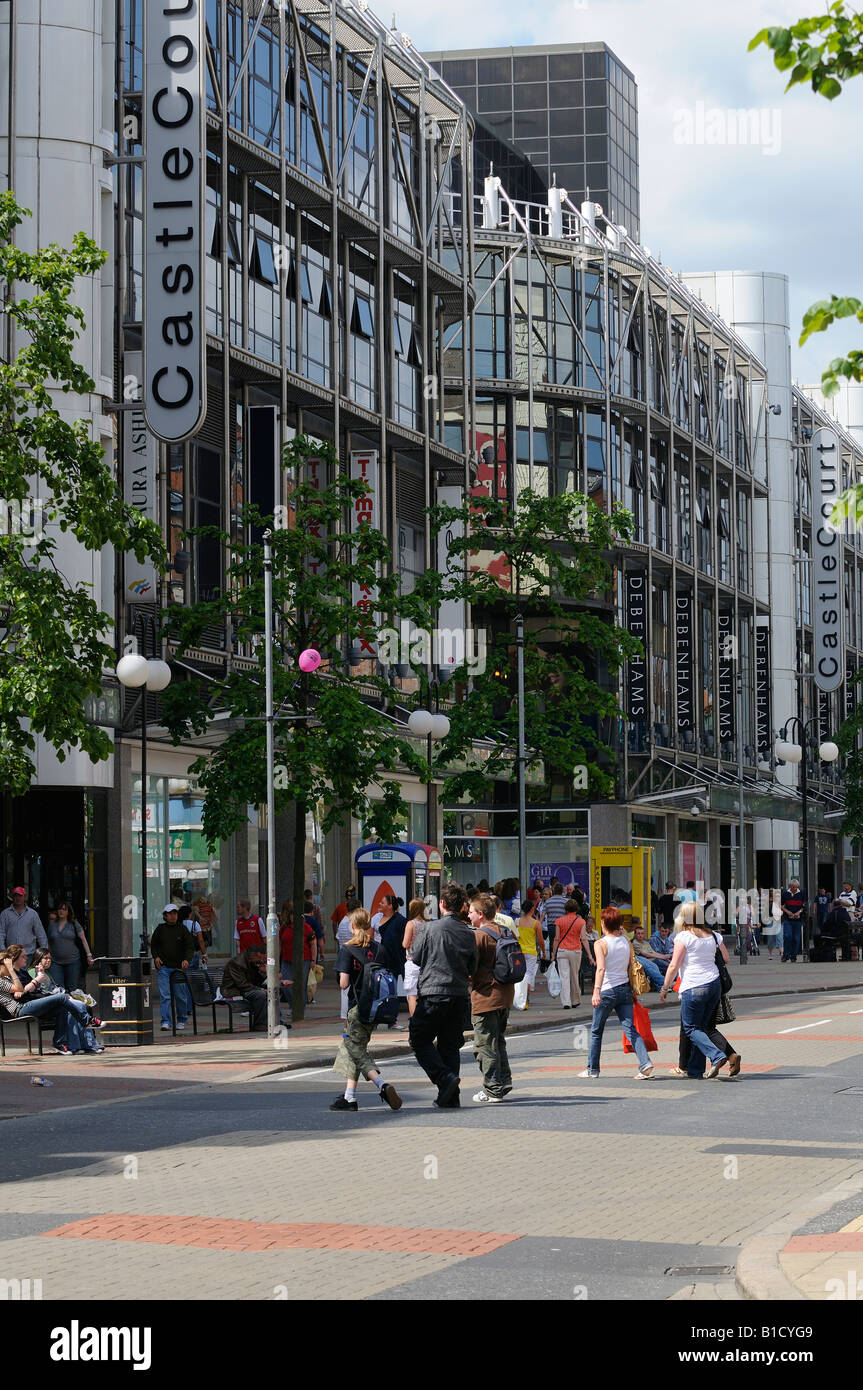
354, 842, 443, 918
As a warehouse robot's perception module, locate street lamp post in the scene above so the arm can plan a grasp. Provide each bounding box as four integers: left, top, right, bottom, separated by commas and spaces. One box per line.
263, 532, 279, 1038
775, 717, 840, 958
116, 625, 172, 956
408, 696, 450, 847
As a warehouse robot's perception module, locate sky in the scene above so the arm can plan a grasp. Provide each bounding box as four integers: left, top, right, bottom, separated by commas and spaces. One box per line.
392, 0, 863, 389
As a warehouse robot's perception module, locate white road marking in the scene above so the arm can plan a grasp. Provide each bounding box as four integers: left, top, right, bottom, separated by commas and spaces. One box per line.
271, 1067, 333, 1081
777, 1019, 832, 1033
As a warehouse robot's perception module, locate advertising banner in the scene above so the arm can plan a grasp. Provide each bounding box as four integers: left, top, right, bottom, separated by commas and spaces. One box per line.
350, 450, 379, 659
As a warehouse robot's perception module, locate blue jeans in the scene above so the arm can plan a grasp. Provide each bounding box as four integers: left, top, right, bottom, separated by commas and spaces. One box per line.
587, 983, 651, 1073
679, 980, 725, 1071
157, 965, 189, 1027
49, 960, 80, 993
18, 995, 89, 1051
782, 922, 802, 961
639, 957, 666, 992
281, 959, 311, 1000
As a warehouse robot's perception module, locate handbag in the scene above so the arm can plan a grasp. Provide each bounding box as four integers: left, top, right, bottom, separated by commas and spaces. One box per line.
715, 991, 736, 1024
715, 943, 733, 995
628, 944, 650, 997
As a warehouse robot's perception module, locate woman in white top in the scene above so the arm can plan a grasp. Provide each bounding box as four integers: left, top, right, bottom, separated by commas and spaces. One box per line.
579, 906, 654, 1079
401, 897, 427, 1017
336, 897, 360, 1019
659, 901, 732, 1078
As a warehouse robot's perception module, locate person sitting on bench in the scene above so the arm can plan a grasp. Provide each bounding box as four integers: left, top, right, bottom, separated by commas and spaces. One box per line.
221, 942, 270, 1031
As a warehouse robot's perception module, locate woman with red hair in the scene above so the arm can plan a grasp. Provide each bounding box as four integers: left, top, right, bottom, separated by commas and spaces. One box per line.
578, 906, 654, 1079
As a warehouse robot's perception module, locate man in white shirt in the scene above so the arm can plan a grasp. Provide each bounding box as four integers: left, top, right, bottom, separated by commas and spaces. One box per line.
839, 881, 857, 909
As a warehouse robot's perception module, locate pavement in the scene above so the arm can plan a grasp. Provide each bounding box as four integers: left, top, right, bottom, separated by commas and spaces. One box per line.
2, 953, 863, 1301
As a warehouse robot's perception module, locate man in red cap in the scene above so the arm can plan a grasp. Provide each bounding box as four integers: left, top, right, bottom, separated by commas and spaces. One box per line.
0, 887, 48, 964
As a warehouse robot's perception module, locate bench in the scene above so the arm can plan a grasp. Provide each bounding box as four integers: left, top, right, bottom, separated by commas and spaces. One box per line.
0, 1015, 43, 1057
167, 970, 250, 1036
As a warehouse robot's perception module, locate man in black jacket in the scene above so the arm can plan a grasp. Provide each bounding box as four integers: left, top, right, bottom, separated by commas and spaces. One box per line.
408, 882, 478, 1107
221, 943, 270, 1031
151, 905, 197, 1032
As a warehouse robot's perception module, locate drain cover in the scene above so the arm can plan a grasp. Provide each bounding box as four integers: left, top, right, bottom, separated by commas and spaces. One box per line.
666, 1265, 735, 1277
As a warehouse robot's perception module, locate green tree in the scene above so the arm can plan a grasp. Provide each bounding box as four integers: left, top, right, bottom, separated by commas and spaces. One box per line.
751, 5, 863, 399
834, 673, 863, 840
161, 436, 432, 1019
412, 490, 642, 807
0, 193, 164, 795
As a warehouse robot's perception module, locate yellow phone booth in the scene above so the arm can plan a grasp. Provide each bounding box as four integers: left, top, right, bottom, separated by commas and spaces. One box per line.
590, 846, 653, 935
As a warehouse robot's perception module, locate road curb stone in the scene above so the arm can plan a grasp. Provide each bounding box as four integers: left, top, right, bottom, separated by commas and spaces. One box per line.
736, 1171, 863, 1301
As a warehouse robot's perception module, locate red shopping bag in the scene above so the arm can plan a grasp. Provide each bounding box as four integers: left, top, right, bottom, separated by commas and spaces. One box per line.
622, 1000, 658, 1053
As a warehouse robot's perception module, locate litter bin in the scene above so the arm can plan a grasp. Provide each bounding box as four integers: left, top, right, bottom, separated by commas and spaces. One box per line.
98, 957, 154, 1047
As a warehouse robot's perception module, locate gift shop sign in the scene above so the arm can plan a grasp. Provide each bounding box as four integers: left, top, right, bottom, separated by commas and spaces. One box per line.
143, 1, 207, 442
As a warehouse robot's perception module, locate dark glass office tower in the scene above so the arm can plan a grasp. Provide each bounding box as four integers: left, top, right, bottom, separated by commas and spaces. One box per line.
426, 42, 640, 238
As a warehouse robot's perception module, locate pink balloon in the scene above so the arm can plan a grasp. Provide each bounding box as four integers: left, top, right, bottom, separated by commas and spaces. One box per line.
299, 648, 321, 673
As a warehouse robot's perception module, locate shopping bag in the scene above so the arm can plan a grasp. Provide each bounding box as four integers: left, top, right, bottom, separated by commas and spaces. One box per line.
546, 962, 562, 998
623, 1000, 658, 1053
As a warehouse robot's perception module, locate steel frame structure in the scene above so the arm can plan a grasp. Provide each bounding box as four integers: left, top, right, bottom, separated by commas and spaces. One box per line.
443, 181, 774, 811
114, 0, 473, 676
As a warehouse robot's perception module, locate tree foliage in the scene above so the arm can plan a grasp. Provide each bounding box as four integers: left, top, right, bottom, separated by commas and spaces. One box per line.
412, 490, 642, 804
162, 436, 431, 850
0, 193, 164, 795
835, 672, 863, 840
751, 5, 863, 400
160, 436, 433, 1016
750, 4, 863, 100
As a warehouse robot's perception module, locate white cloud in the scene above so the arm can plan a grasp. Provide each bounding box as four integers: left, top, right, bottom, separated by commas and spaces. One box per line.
397, 0, 863, 386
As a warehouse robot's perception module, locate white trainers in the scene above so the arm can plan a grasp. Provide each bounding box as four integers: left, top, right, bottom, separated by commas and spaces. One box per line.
175, 1022, 186, 1031
472, 1089, 503, 1103
160, 1023, 171, 1031
636, 1066, 655, 1079
578, 1069, 599, 1078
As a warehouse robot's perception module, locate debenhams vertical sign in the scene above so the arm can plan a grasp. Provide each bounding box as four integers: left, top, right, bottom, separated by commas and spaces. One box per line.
143, 1, 207, 442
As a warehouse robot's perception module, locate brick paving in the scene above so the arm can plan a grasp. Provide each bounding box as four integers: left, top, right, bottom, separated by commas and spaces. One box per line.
43, 1215, 521, 1256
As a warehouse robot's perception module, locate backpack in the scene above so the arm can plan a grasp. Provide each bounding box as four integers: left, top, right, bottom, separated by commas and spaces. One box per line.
482, 924, 527, 984
357, 959, 400, 1026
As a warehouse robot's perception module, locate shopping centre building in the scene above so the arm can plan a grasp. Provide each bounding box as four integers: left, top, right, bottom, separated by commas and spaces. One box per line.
1, 2, 862, 953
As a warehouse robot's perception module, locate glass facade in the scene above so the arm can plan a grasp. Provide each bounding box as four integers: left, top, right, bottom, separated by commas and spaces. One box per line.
427, 44, 641, 237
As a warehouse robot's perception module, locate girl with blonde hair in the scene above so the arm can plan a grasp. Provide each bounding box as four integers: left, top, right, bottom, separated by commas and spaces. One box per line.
330, 907, 402, 1113
660, 901, 736, 1078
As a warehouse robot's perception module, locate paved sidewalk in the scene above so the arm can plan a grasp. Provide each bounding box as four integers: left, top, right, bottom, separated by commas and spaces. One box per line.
738, 1168, 863, 1301
2, 955, 862, 1118
4, 972, 863, 1301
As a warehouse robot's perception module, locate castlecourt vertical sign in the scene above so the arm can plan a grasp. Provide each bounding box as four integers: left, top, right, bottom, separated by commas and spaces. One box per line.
143, 0, 207, 442
812, 427, 843, 694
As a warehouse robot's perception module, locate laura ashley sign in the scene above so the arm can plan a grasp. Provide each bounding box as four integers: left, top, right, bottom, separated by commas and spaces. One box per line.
143, 1, 207, 442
